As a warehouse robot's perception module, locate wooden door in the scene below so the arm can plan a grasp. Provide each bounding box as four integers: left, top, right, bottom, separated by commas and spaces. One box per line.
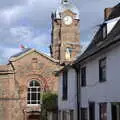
89, 102, 95, 120
28, 115, 40, 120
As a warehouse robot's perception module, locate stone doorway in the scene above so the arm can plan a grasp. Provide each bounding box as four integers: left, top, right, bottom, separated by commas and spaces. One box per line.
27, 114, 40, 120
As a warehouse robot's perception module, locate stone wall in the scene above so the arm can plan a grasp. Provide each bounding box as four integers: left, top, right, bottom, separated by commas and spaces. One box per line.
0, 50, 60, 120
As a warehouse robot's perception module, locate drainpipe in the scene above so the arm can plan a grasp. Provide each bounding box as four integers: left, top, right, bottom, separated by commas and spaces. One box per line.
74, 64, 81, 120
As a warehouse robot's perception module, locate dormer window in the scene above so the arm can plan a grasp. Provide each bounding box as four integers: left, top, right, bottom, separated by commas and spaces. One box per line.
103, 23, 107, 39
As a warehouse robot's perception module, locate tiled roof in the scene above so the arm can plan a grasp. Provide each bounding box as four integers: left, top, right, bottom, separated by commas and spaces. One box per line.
10, 48, 59, 63
56, 3, 120, 73
75, 20, 120, 63
10, 48, 32, 58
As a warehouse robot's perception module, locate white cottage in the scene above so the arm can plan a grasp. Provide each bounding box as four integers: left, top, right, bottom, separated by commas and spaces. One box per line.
58, 3, 120, 120
75, 3, 120, 120
58, 67, 78, 120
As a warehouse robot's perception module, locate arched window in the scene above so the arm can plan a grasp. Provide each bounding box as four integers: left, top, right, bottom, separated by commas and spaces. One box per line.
27, 80, 40, 105
65, 48, 72, 60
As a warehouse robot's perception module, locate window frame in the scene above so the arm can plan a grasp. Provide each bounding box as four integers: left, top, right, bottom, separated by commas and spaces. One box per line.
81, 108, 88, 120
27, 80, 41, 106
70, 110, 74, 120
102, 23, 107, 39
99, 57, 107, 82
62, 70, 68, 100
81, 66, 86, 87
65, 47, 73, 60
89, 102, 95, 120
62, 111, 67, 120
58, 111, 61, 120
111, 103, 120, 120
67, 48, 72, 57
99, 103, 107, 120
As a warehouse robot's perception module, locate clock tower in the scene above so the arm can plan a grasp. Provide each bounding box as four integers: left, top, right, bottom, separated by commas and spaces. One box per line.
50, 0, 81, 64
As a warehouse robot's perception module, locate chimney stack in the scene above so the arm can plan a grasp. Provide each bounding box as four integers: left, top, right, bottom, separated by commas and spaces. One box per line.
104, 8, 113, 20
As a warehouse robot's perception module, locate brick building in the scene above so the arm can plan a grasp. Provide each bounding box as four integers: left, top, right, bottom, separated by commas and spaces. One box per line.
0, 0, 80, 120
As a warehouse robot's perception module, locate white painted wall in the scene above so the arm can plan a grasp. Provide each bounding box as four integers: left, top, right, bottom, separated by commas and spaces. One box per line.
58, 68, 77, 119
106, 17, 120, 35
81, 45, 120, 120
58, 68, 77, 109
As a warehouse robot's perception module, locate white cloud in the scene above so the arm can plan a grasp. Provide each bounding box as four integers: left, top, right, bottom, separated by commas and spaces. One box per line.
10, 26, 33, 42
0, 46, 21, 64
31, 33, 50, 47
0, 0, 119, 64
0, 6, 23, 25
3, 47, 21, 58
0, 0, 26, 9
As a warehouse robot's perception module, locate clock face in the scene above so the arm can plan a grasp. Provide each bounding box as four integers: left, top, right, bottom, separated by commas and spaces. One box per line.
63, 16, 73, 25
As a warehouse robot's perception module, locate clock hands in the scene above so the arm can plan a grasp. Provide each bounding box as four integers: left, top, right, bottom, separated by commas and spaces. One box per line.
63, 16, 73, 25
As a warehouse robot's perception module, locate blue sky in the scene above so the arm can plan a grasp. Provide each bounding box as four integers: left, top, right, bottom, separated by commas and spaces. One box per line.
0, 0, 119, 64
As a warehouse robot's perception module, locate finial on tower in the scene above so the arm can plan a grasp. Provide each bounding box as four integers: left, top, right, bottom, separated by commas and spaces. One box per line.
61, 0, 69, 4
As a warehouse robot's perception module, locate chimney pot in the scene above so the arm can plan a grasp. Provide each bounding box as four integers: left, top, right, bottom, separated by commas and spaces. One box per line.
104, 8, 113, 20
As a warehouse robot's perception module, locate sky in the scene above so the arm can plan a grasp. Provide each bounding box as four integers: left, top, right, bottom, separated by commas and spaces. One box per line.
0, 0, 119, 64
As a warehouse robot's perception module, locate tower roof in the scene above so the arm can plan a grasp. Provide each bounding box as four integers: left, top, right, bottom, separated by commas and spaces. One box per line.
61, 0, 69, 4
54, 0, 79, 19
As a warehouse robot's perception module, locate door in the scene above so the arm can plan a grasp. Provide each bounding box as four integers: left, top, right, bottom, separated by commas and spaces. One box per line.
27, 115, 40, 120
89, 102, 95, 120
112, 103, 120, 120
99, 103, 107, 120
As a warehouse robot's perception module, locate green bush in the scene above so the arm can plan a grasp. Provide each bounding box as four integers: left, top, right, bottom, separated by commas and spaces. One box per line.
42, 92, 58, 111
41, 92, 58, 120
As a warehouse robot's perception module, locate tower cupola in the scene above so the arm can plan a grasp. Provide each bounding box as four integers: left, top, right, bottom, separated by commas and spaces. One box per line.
50, 0, 81, 64
55, 0, 79, 19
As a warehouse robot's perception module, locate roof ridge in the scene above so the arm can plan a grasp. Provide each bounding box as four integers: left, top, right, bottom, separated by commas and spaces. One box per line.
9, 48, 59, 63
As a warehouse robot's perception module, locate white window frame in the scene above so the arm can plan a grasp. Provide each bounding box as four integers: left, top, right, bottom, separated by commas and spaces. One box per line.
27, 80, 40, 106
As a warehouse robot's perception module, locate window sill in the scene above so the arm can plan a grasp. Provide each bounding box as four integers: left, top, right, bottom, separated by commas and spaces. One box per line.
27, 104, 40, 107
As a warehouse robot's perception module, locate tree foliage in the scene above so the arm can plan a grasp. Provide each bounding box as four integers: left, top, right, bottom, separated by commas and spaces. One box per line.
41, 92, 58, 120
42, 92, 58, 111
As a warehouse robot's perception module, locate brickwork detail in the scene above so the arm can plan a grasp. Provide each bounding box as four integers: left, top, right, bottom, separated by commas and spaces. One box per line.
51, 10, 80, 63
0, 51, 60, 120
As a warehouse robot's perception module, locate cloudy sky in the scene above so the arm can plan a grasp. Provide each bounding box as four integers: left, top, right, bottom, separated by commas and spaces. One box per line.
0, 0, 119, 64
